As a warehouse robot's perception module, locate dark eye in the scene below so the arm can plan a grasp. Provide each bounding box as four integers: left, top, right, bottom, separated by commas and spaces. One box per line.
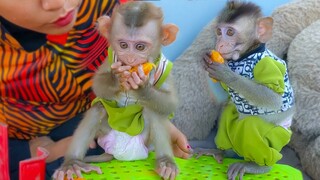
120, 42, 128, 49
136, 44, 145, 51
216, 28, 222, 36
227, 28, 234, 36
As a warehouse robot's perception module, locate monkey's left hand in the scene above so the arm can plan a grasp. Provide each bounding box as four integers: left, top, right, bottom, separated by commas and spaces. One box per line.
52, 159, 102, 180
122, 64, 149, 90
202, 52, 238, 84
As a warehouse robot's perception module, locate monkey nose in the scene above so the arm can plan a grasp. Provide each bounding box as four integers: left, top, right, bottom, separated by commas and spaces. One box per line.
127, 58, 136, 64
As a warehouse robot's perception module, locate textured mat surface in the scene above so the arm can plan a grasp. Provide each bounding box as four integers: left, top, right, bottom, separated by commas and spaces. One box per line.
82, 152, 303, 180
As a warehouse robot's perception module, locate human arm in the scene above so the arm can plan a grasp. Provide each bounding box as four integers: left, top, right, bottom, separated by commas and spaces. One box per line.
29, 136, 72, 163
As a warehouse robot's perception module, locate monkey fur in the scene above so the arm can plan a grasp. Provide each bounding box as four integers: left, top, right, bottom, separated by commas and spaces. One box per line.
53, 2, 180, 180
197, 1, 295, 179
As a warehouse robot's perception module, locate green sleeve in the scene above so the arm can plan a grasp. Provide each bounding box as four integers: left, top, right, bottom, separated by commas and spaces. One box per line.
220, 82, 228, 91
253, 56, 286, 94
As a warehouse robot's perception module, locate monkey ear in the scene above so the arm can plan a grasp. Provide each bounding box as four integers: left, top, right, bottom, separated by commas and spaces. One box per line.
97, 15, 112, 39
161, 24, 179, 46
257, 17, 273, 43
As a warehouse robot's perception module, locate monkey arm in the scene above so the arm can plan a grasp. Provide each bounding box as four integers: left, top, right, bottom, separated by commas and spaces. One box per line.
224, 58, 288, 111
134, 74, 178, 116
64, 105, 105, 161
92, 70, 121, 99
203, 58, 283, 111
225, 75, 283, 110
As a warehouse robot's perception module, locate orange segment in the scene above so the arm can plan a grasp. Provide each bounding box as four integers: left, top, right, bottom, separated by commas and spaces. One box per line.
210, 50, 224, 64
129, 62, 156, 75
210, 50, 225, 82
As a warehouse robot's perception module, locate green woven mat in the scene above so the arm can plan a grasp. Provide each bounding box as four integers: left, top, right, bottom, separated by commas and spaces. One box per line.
82, 152, 302, 180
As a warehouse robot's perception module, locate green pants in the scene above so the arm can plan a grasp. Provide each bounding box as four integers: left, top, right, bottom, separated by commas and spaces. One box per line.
215, 103, 292, 166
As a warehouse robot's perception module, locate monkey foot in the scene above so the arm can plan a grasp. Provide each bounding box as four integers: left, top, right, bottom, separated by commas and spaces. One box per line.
52, 159, 102, 180
227, 162, 271, 180
193, 148, 224, 163
156, 156, 179, 180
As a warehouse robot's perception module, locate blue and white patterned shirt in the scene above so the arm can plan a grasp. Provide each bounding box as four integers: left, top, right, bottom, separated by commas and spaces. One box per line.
225, 44, 294, 115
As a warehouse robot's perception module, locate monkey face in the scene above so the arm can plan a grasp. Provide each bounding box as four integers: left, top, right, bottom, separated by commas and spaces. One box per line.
215, 25, 241, 60
110, 19, 161, 66
215, 17, 257, 61
113, 40, 152, 66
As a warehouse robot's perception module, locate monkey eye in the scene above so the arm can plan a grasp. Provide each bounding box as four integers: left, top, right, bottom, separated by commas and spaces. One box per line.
135, 43, 146, 51
120, 42, 128, 49
216, 28, 222, 36
226, 28, 235, 36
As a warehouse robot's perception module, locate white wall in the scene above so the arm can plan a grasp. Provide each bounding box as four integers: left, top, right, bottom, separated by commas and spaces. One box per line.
152, 0, 291, 60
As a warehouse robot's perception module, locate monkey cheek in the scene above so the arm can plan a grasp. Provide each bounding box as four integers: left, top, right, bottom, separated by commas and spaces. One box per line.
232, 53, 240, 60
220, 53, 233, 60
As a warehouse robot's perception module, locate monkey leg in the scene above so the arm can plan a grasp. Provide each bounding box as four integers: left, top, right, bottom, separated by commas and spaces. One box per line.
215, 103, 292, 179
146, 109, 178, 180
52, 106, 107, 180
84, 153, 114, 163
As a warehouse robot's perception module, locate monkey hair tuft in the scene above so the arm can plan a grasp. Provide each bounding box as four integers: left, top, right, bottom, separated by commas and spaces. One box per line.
117, 1, 163, 28
218, 1, 262, 24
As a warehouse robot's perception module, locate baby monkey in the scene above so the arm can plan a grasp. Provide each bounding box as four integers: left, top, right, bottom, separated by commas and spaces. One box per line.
53, 2, 180, 180
199, 1, 295, 180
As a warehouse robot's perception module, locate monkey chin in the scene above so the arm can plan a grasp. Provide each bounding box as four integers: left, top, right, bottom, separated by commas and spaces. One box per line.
222, 52, 240, 61
232, 53, 240, 60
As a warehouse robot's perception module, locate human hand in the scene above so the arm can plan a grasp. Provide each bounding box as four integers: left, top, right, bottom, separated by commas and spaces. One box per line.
29, 136, 55, 160
30, 136, 100, 163
169, 122, 193, 159
29, 136, 73, 163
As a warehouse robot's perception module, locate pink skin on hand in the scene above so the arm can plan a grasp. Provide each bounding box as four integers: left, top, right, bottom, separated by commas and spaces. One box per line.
111, 61, 149, 91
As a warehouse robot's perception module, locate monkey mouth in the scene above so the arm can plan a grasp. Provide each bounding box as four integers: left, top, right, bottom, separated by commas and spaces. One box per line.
124, 61, 137, 67
127, 60, 136, 65
220, 52, 233, 58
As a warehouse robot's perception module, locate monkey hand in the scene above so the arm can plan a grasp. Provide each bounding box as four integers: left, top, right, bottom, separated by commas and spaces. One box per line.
111, 61, 132, 75
193, 148, 224, 164
227, 162, 271, 180
156, 155, 179, 180
122, 64, 150, 91
52, 159, 102, 180
201, 52, 237, 84
110, 61, 133, 90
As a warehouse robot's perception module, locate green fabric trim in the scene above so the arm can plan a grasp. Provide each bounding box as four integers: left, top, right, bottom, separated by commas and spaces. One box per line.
215, 103, 291, 166
154, 54, 161, 65
154, 60, 173, 89
168, 112, 174, 120
220, 82, 228, 91
253, 57, 286, 94
108, 47, 114, 68
91, 97, 144, 136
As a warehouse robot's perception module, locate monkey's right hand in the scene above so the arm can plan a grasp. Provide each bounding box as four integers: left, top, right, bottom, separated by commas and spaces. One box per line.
111, 61, 131, 76
52, 159, 102, 180
110, 61, 137, 90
